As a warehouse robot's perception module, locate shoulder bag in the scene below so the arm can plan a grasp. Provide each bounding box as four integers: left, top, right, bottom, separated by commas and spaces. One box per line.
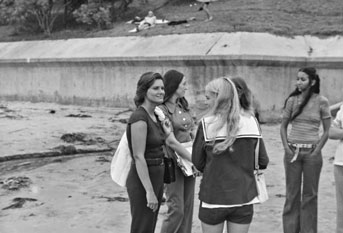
110, 131, 132, 187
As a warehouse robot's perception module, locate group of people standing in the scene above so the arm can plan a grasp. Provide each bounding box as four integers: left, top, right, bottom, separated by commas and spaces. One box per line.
122, 66, 342, 233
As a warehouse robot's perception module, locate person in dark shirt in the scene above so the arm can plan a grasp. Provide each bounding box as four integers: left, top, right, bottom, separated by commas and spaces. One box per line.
126, 72, 191, 233
192, 77, 269, 233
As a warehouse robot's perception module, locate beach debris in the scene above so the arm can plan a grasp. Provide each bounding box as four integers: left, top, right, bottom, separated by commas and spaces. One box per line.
109, 117, 129, 124
118, 119, 128, 124
60, 133, 106, 145
1, 176, 32, 190
114, 109, 132, 116
65, 114, 92, 118
95, 156, 111, 163
52, 158, 63, 163
53, 145, 77, 154
61, 133, 87, 143
2, 197, 38, 210
0, 105, 23, 119
93, 195, 128, 202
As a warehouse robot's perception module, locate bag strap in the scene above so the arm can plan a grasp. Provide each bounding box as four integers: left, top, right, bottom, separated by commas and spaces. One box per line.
255, 138, 260, 170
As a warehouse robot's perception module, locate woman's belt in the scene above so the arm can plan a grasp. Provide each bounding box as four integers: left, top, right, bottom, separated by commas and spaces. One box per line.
288, 143, 316, 149
145, 158, 164, 166
288, 143, 316, 163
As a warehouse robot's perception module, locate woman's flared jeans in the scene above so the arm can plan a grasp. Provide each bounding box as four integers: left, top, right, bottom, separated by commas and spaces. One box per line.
160, 166, 196, 233
282, 148, 322, 233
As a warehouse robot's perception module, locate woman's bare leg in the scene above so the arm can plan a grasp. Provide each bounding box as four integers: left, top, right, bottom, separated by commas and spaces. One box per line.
226, 221, 250, 233
203, 3, 213, 21
201, 221, 225, 233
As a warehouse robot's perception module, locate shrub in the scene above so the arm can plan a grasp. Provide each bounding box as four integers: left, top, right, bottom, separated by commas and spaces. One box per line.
0, 0, 65, 35
73, 0, 112, 30
0, 0, 15, 25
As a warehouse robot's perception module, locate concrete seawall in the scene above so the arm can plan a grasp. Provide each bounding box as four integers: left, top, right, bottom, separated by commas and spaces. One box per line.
0, 32, 342, 121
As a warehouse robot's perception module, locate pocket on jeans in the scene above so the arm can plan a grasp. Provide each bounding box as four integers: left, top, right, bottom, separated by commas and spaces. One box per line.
285, 151, 295, 158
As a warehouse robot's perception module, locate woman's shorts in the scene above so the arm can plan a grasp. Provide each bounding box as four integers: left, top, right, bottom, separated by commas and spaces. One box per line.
199, 204, 254, 225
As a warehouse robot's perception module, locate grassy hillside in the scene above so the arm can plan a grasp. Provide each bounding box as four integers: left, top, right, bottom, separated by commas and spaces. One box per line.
1, 0, 343, 41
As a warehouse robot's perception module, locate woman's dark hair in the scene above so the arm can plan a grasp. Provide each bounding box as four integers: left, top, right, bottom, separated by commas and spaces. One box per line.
134, 72, 163, 107
163, 69, 189, 111
231, 77, 253, 112
284, 67, 320, 121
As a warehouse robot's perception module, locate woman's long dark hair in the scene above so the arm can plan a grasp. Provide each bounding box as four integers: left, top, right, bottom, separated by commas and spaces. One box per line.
284, 67, 320, 121
134, 72, 163, 107
163, 70, 190, 111
231, 77, 253, 114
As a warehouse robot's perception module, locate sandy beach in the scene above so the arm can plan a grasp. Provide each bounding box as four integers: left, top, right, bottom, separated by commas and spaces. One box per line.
0, 101, 338, 233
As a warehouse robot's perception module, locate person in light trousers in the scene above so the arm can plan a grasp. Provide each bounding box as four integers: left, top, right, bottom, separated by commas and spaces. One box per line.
159, 70, 196, 233
329, 103, 343, 233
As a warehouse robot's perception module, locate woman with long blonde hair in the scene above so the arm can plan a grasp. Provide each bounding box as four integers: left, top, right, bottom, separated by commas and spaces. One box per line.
192, 77, 269, 233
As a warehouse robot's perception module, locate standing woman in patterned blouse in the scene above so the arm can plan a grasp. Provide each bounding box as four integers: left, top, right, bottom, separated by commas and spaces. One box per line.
159, 70, 196, 233
280, 67, 331, 233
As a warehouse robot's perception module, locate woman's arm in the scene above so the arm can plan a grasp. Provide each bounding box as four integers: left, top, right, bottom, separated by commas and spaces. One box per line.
131, 121, 158, 212
280, 117, 293, 155
329, 106, 343, 140
192, 125, 207, 172
160, 117, 192, 161
258, 138, 269, 169
312, 118, 331, 154
329, 125, 343, 140
165, 133, 192, 161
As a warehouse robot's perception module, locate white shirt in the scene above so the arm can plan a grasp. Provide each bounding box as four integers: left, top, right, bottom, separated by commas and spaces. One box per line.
332, 105, 343, 166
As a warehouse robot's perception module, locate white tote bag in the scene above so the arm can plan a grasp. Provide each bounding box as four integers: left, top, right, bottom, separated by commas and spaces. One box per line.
110, 131, 132, 187
254, 139, 269, 203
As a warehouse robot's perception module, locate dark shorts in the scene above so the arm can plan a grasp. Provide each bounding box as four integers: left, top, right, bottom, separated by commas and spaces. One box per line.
199, 203, 254, 225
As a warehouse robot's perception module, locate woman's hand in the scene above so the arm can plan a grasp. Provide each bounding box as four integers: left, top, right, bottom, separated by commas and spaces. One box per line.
284, 146, 294, 156
146, 191, 158, 212
310, 149, 321, 157
161, 119, 172, 137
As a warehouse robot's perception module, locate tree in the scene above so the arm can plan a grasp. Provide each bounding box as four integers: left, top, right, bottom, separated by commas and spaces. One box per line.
72, 0, 112, 29
0, 0, 71, 35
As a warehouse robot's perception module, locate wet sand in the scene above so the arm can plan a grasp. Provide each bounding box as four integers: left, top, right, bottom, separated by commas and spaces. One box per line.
0, 101, 338, 233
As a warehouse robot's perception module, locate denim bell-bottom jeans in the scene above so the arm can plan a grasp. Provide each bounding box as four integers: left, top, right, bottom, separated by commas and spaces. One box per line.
282, 147, 323, 233
160, 165, 196, 233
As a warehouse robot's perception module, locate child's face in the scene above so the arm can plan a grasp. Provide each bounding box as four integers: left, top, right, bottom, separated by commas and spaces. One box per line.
148, 11, 154, 17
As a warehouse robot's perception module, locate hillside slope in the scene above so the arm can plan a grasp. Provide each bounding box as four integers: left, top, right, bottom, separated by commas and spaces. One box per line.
1, 0, 343, 42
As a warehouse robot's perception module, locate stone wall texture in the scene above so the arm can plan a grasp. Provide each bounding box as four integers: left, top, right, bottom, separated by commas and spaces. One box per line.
1, 32, 343, 121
